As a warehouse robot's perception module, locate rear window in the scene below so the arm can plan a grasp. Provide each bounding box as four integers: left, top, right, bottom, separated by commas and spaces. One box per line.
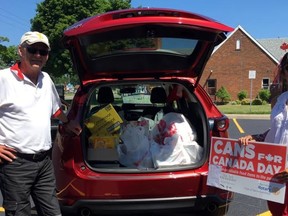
77, 25, 216, 75
85, 37, 197, 59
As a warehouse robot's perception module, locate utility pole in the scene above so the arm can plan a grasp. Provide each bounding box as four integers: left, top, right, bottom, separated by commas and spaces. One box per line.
248, 70, 256, 112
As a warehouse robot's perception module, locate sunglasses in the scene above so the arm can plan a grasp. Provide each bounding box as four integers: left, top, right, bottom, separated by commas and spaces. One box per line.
26, 47, 49, 56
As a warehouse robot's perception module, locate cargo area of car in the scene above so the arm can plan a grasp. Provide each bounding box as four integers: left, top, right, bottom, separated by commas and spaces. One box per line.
82, 80, 208, 171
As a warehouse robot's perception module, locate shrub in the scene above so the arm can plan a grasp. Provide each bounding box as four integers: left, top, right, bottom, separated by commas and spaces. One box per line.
215, 86, 231, 103
258, 89, 270, 102
232, 100, 241, 105
237, 90, 248, 101
252, 98, 262, 105
241, 99, 251, 105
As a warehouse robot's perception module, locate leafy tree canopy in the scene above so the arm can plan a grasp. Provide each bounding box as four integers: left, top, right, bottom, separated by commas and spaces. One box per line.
31, 0, 131, 82
0, 37, 18, 69
0, 36, 9, 44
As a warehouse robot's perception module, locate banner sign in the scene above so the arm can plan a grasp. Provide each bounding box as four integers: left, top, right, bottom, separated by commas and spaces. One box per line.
207, 137, 287, 203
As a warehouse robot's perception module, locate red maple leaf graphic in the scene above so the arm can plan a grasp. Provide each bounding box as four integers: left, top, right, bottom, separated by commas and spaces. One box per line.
280, 42, 288, 51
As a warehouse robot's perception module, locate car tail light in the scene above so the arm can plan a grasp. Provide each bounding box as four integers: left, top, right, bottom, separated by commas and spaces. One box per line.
215, 117, 229, 132
209, 116, 229, 134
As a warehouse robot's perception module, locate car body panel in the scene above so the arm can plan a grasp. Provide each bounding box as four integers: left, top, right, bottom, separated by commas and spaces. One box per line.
64, 8, 233, 37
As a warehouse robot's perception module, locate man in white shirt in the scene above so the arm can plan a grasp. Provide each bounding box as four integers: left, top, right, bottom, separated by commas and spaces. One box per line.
0, 31, 81, 216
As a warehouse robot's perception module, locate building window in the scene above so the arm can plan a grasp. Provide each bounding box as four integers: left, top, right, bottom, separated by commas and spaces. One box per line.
262, 78, 270, 89
207, 79, 217, 95
236, 39, 241, 50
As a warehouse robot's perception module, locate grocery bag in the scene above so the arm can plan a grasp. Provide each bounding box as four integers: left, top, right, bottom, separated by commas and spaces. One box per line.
150, 112, 202, 167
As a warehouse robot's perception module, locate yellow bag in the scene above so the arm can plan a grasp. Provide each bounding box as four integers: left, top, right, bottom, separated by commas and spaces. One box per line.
85, 103, 123, 136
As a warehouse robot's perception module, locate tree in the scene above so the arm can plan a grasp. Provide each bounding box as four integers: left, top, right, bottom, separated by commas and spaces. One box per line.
215, 86, 231, 103
31, 0, 131, 81
0, 37, 18, 69
0, 36, 9, 44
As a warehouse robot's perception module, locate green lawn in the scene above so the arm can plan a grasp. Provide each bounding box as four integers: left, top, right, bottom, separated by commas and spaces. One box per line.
216, 104, 271, 114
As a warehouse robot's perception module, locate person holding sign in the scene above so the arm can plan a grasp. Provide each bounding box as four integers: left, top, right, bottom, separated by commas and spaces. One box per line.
239, 53, 288, 215
240, 53, 288, 145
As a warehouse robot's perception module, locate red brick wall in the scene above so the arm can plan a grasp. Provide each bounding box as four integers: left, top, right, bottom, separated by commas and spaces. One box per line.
200, 29, 278, 101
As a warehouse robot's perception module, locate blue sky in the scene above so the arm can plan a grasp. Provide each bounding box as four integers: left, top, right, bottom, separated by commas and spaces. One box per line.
1, 0, 287, 46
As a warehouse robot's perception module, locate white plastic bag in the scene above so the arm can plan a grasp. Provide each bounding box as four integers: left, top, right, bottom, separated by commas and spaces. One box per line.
150, 112, 202, 167
117, 119, 153, 168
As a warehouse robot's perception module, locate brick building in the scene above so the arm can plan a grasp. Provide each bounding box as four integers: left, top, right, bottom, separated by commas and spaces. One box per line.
200, 25, 288, 101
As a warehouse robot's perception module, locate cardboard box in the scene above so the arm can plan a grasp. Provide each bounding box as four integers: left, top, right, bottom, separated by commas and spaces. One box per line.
88, 135, 119, 149
87, 148, 119, 161
87, 135, 119, 161
85, 104, 122, 161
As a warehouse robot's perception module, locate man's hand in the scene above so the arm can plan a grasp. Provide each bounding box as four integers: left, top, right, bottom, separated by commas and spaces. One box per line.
63, 119, 82, 136
0, 145, 17, 163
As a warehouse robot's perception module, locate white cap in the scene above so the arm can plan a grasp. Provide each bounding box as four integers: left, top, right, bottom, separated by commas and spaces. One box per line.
20, 31, 50, 50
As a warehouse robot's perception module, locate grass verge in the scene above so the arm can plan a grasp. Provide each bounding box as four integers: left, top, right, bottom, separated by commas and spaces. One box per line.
216, 104, 271, 114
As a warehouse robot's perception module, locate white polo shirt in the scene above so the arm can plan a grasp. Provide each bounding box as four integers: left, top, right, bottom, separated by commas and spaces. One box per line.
0, 63, 62, 153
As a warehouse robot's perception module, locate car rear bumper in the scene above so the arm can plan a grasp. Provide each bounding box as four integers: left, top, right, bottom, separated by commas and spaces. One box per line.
60, 195, 231, 215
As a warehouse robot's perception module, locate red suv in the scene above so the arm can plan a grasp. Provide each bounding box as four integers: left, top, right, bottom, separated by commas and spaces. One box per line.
53, 8, 233, 216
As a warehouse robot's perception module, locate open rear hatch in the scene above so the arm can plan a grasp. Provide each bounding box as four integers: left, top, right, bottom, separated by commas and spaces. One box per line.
62, 8, 233, 86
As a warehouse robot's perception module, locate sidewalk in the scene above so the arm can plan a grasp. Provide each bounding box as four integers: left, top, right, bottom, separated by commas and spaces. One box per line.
226, 114, 270, 120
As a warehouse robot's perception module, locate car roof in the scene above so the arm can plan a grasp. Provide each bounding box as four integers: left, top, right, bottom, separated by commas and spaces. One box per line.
62, 8, 233, 85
